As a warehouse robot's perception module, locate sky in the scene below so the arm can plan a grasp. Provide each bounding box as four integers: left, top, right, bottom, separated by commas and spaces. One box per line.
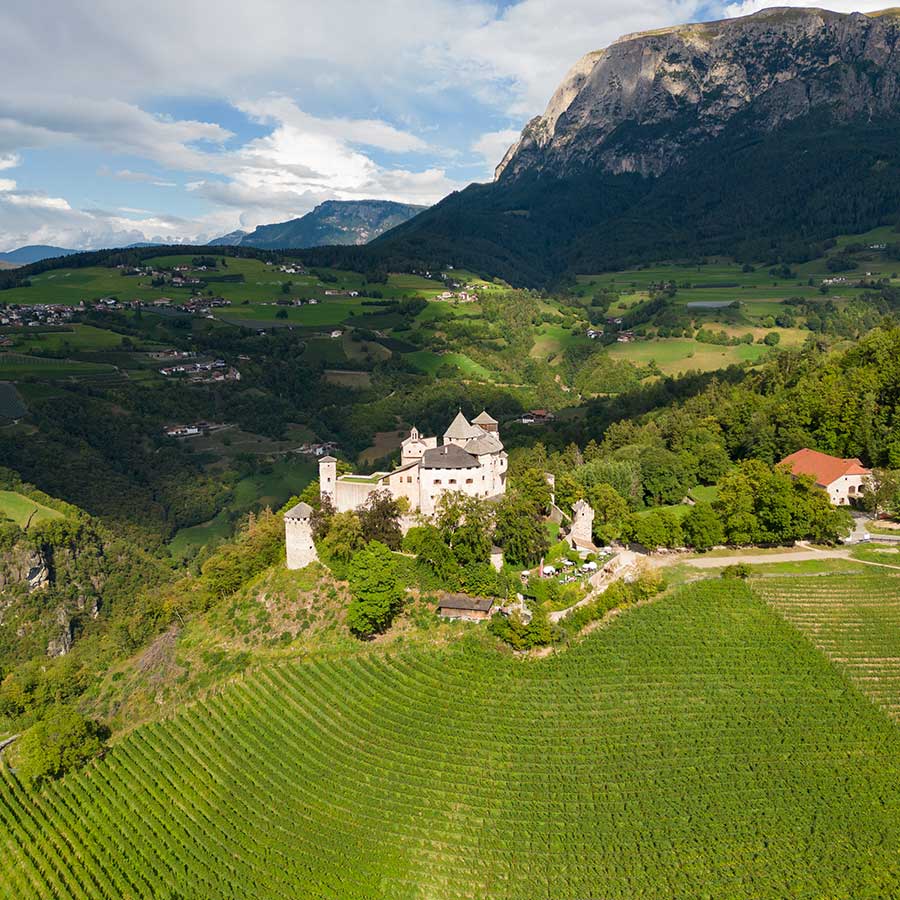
0, 0, 887, 251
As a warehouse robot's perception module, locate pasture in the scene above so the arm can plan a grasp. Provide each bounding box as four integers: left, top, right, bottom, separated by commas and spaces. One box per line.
2, 259, 443, 309
7, 324, 126, 353
403, 349, 496, 380
606, 337, 768, 375
4, 580, 900, 898
0, 490, 63, 527
0, 352, 116, 380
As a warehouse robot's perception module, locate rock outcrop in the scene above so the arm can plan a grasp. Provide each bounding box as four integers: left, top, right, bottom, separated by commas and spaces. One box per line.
496, 8, 900, 180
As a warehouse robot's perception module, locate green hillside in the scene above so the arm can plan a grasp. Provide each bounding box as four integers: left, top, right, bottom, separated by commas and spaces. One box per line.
4, 580, 900, 899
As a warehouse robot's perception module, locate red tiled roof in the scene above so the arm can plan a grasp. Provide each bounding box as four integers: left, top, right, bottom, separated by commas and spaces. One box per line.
778, 448, 870, 487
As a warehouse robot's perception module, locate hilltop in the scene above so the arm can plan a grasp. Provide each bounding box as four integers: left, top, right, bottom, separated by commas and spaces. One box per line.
0, 245, 77, 266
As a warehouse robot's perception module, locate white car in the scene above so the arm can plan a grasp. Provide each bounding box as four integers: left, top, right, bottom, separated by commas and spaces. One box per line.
582, 561, 598, 572
542, 565, 557, 576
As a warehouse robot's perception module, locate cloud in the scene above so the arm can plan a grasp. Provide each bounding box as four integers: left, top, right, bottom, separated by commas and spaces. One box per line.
99, 167, 178, 188
472, 129, 522, 168
1, 0, 765, 249
0, 187, 225, 253
0, 97, 231, 170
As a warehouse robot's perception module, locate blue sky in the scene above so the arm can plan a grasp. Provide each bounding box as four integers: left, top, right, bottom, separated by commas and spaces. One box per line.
0, 0, 879, 250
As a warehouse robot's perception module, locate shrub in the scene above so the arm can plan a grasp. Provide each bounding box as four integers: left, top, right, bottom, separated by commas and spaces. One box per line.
15, 706, 109, 785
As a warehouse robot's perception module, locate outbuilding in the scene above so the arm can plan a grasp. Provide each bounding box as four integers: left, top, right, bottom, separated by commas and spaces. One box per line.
437, 593, 495, 621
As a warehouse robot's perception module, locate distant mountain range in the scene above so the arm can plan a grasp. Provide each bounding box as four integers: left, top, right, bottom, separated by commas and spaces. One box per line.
374, 7, 900, 285
209, 200, 426, 250
0, 245, 78, 265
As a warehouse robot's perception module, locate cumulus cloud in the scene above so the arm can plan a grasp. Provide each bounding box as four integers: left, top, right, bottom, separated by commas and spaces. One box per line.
0, 97, 231, 170
472, 129, 522, 169
6, 0, 807, 249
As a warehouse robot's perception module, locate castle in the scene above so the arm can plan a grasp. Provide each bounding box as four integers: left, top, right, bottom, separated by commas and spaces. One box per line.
284, 411, 507, 570
322, 410, 507, 517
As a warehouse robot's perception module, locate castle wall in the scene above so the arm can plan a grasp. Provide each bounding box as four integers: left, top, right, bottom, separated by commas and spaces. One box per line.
384, 468, 421, 510
419, 464, 490, 516
333, 479, 381, 513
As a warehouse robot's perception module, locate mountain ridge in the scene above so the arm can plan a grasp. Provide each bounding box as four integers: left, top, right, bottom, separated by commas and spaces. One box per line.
210, 199, 426, 250
0, 245, 78, 265
373, 7, 900, 285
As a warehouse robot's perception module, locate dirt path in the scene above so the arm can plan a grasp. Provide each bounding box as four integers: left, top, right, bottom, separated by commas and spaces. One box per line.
686, 549, 850, 568
685, 545, 900, 572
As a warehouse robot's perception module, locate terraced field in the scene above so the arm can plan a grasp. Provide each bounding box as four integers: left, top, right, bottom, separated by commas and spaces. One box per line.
757, 572, 900, 718
3, 581, 900, 898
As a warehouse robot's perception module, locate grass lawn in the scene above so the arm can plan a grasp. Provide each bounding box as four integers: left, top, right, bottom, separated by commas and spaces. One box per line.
9, 324, 126, 353
404, 349, 495, 380
688, 485, 718, 503
530, 323, 590, 363
607, 338, 768, 376
0, 352, 116, 379
0, 490, 64, 527
217, 298, 368, 327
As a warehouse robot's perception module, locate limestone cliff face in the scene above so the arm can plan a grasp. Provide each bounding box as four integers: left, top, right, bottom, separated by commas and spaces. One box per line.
496, 8, 900, 180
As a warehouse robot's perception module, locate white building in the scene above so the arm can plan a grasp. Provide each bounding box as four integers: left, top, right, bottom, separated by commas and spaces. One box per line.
284, 501, 318, 569
779, 448, 872, 506
321, 410, 507, 516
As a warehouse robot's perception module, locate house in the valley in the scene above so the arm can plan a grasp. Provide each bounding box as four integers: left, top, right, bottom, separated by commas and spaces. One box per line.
778, 448, 872, 506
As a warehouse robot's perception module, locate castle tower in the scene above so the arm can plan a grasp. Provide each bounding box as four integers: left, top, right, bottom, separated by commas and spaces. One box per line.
569, 499, 595, 550
472, 410, 499, 434
285, 502, 318, 569
319, 455, 337, 505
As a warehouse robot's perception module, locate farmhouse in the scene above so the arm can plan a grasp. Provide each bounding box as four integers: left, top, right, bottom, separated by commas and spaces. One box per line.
779, 448, 872, 506
320, 410, 507, 516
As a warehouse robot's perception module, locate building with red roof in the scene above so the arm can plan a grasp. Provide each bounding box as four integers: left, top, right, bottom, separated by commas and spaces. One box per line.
778, 448, 872, 506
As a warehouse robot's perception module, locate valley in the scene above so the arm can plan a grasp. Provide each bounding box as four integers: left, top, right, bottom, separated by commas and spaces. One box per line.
7, 5, 900, 897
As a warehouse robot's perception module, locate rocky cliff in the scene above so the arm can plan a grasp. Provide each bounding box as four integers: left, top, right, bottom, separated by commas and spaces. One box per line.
497, 8, 900, 180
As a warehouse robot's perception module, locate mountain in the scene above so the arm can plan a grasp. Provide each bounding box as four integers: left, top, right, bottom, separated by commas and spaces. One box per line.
210, 200, 426, 250
0, 245, 77, 265
207, 229, 248, 247
374, 8, 900, 284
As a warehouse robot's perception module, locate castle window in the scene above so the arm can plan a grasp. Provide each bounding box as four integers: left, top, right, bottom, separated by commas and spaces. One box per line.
434, 479, 441, 485
466, 478, 473, 485
449, 479, 456, 485
407, 476, 413, 483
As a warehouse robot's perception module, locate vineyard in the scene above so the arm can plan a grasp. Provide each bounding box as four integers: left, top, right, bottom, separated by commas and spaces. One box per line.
757, 572, 900, 718
3, 580, 900, 898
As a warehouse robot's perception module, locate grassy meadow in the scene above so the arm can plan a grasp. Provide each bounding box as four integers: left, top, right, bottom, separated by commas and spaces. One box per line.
0, 490, 64, 527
